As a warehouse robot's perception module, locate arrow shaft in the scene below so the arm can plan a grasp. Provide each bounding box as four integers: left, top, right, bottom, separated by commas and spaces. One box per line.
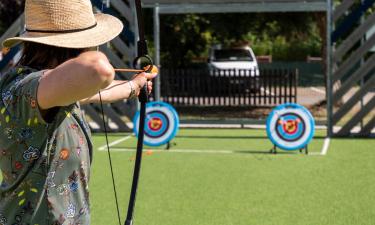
114, 68, 144, 73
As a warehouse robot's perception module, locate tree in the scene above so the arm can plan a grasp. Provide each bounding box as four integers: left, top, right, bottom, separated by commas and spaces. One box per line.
158, 14, 211, 68
145, 12, 323, 67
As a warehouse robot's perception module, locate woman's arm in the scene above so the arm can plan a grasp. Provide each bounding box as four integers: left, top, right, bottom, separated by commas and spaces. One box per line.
79, 75, 154, 105
37, 51, 115, 110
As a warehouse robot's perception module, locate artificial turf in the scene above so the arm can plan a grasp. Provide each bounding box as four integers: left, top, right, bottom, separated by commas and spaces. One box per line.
90, 129, 375, 225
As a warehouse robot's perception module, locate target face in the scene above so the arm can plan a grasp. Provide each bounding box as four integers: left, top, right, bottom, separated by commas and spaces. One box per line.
266, 103, 315, 151
133, 101, 179, 146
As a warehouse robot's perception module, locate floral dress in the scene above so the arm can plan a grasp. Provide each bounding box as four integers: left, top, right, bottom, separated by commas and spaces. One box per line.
0, 67, 93, 225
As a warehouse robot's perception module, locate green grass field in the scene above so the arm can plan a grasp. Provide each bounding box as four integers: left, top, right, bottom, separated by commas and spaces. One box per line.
90, 128, 375, 225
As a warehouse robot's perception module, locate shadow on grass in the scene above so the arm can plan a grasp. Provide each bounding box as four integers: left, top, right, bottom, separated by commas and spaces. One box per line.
93, 133, 133, 136
110, 146, 305, 156
234, 150, 304, 155
176, 135, 327, 140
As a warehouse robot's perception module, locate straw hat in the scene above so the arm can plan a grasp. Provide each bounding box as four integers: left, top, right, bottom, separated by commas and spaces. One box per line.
2, 0, 123, 49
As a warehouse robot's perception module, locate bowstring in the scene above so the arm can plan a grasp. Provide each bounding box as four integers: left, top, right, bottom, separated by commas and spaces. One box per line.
98, 92, 122, 225
98, 1, 122, 225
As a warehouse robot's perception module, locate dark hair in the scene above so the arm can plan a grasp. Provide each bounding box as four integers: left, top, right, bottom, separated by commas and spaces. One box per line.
18, 42, 88, 70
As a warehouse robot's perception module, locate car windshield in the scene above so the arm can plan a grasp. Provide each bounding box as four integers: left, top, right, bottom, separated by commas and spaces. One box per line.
213, 49, 253, 62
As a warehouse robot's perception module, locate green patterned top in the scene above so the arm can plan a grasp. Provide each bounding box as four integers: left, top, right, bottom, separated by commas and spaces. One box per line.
0, 67, 93, 225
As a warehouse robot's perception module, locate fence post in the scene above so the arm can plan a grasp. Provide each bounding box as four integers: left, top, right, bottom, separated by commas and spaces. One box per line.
294, 68, 299, 103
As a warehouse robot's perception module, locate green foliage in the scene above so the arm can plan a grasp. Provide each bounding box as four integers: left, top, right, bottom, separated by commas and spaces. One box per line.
208, 12, 323, 61
157, 14, 211, 68
146, 12, 323, 66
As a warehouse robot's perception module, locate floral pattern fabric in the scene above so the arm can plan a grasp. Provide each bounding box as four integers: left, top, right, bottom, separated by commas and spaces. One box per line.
0, 67, 93, 225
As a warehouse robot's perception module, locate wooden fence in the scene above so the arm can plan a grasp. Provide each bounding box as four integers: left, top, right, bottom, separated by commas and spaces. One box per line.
330, 0, 375, 137
158, 68, 298, 106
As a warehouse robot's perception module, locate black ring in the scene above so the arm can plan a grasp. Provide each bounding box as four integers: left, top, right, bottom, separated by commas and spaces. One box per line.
275, 113, 305, 142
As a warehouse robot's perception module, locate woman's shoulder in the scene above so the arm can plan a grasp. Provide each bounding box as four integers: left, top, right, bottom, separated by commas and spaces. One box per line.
0, 66, 41, 87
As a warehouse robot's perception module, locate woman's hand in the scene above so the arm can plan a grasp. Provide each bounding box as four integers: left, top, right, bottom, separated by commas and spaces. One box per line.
131, 70, 158, 96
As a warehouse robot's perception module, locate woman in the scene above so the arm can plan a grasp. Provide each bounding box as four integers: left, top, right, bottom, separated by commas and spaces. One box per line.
0, 0, 156, 224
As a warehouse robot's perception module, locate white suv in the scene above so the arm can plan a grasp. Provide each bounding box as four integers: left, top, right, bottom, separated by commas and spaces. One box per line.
207, 45, 260, 76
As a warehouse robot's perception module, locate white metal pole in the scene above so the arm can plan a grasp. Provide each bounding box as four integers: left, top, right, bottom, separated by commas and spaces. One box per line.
154, 5, 161, 101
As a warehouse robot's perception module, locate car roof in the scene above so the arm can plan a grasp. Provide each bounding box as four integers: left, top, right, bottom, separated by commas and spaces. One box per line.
212, 46, 252, 50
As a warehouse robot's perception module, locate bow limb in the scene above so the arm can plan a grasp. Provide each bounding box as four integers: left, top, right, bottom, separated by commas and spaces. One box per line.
97, 0, 152, 224
124, 0, 153, 224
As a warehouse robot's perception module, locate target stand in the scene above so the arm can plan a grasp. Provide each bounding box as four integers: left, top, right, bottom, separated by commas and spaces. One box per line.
270, 144, 308, 155
165, 141, 177, 150
133, 101, 179, 149
266, 103, 315, 154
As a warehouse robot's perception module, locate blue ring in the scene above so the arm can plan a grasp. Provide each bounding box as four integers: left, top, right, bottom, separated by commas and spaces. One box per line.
133, 101, 179, 146
266, 103, 315, 151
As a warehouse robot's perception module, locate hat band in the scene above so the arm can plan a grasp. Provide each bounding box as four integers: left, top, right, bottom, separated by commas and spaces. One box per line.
26, 23, 97, 34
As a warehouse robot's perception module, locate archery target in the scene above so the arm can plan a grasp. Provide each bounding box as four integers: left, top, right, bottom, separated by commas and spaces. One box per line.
266, 103, 315, 151
133, 101, 179, 146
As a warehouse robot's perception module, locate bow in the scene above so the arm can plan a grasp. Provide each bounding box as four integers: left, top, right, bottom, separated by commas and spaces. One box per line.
124, 1, 152, 225
98, 1, 152, 225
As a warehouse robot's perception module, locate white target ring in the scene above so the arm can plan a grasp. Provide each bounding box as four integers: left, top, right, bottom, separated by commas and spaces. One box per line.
133, 101, 179, 146
266, 103, 315, 151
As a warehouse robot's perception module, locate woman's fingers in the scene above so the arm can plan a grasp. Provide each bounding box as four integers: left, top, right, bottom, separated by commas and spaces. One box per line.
131, 70, 157, 95
147, 81, 153, 94
132, 78, 153, 96
132, 71, 158, 82
144, 72, 158, 79
143, 65, 159, 75
142, 65, 159, 79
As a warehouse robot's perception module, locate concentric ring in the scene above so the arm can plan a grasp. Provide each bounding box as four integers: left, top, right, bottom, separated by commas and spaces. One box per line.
133, 101, 179, 146
266, 103, 315, 151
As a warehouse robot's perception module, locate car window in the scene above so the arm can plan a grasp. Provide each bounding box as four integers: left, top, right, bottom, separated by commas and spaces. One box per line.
213, 49, 253, 62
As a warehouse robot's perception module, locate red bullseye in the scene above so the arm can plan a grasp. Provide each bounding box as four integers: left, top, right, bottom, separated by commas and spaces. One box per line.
282, 119, 300, 135
148, 118, 163, 131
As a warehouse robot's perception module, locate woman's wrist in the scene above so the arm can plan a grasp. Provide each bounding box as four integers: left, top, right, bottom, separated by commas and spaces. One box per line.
128, 81, 137, 99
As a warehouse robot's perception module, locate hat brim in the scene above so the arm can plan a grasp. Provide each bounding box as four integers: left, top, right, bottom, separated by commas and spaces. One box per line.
2, 14, 123, 49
